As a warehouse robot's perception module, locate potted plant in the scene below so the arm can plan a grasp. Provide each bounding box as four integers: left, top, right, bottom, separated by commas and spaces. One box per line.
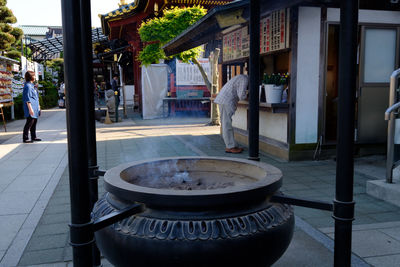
262, 73, 289, 104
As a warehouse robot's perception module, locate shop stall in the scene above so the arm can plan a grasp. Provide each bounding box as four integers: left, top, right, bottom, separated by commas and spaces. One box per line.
163, 0, 400, 160
220, 8, 292, 159
0, 56, 19, 131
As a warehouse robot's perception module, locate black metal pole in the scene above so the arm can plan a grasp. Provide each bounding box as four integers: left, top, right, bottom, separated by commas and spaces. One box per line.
25, 36, 27, 57
334, 1, 358, 266
21, 36, 24, 60
248, 0, 260, 161
79, 0, 101, 266
61, 0, 93, 266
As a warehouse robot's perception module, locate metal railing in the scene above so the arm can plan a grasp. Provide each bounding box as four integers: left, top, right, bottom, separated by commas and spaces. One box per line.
385, 68, 400, 183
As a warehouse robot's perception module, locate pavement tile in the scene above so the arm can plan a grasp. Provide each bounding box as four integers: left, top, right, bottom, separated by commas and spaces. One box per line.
281, 183, 311, 191
44, 204, 70, 215
274, 229, 333, 267
364, 254, 400, 267
25, 234, 67, 252
18, 248, 64, 266
356, 202, 389, 214
319, 222, 400, 234
63, 246, 72, 261
7, 151, 42, 161
283, 189, 325, 198
4, 175, 52, 193
294, 206, 332, 219
367, 212, 400, 223
24, 263, 68, 267
303, 217, 334, 229
353, 215, 380, 225
0, 169, 24, 185
328, 229, 400, 258
354, 185, 367, 194
0, 183, 8, 192
34, 223, 69, 236
40, 213, 70, 225
315, 188, 335, 198
380, 227, 400, 242
0, 214, 26, 250
19, 163, 59, 176
46, 197, 70, 206
374, 202, 400, 213
0, 191, 41, 215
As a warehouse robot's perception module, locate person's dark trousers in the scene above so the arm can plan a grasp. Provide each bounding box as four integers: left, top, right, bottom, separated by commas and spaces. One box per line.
23, 116, 37, 141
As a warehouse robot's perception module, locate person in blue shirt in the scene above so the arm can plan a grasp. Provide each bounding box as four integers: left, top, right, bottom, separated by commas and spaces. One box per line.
22, 71, 41, 143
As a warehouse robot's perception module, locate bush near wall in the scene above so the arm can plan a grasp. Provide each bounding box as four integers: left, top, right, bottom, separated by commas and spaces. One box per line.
39, 80, 58, 109
2, 94, 24, 121
3, 81, 58, 122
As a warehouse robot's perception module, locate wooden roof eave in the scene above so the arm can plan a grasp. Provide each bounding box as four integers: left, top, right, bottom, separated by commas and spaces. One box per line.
163, 0, 340, 56
101, 0, 148, 37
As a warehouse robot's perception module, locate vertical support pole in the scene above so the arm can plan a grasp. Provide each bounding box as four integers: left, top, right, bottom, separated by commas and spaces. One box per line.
61, 0, 93, 266
119, 65, 127, 118
24, 36, 27, 57
386, 69, 400, 183
248, 0, 260, 161
109, 68, 112, 85
21, 35, 24, 59
115, 91, 119, 122
210, 49, 221, 125
79, 0, 101, 266
334, 1, 358, 266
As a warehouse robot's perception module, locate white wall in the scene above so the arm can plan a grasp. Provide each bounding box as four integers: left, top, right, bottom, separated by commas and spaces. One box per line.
232, 106, 288, 143
232, 106, 247, 130
327, 9, 400, 24
260, 112, 287, 143
295, 7, 321, 144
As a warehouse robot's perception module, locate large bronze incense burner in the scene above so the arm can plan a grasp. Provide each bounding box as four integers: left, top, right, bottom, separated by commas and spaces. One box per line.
92, 157, 294, 267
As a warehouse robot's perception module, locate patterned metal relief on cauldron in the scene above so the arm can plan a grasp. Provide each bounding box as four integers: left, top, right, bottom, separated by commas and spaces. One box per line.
92, 194, 293, 241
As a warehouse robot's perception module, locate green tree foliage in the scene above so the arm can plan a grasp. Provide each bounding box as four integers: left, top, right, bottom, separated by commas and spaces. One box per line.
0, 0, 23, 59
46, 58, 64, 84
138, 6, 206, 66
38, 80, 58, 108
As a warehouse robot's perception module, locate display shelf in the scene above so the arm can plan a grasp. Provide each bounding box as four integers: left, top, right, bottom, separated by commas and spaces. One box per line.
237, 100, 289, 113
0, 99, 13, 103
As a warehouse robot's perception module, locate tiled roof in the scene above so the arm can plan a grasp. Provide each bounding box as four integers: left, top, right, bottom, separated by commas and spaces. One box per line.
101, 0, 231, 21
101, 1, 139, 20
28, 28, 108, 61
168, 0, 231, 5
18, 25, 54, 36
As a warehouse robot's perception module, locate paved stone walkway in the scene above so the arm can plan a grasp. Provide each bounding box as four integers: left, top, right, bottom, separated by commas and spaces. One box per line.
2, 110, 400, 266
0, 109, 68, 267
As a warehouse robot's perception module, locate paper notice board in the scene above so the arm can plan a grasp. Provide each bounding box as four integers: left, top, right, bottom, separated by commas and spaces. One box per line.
175, 58, 211, 86
223, 8, 290, 62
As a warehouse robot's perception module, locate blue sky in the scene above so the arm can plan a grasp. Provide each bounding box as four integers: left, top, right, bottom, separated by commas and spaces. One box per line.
7, 0, 120, 27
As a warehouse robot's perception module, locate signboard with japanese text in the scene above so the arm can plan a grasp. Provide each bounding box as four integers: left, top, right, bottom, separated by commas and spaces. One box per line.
223, 8, 290, 63
21, 56, 35, 76
175, 58, 211, 86
223, 26, 249, 62
34, 62, 39, 81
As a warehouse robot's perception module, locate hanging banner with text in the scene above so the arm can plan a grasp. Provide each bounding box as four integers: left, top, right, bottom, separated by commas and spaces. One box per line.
223, 8, 290, 62
175, 58, 211, 86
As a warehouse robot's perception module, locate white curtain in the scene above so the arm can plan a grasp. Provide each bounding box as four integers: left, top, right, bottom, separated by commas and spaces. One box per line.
141, 64, 168, 119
